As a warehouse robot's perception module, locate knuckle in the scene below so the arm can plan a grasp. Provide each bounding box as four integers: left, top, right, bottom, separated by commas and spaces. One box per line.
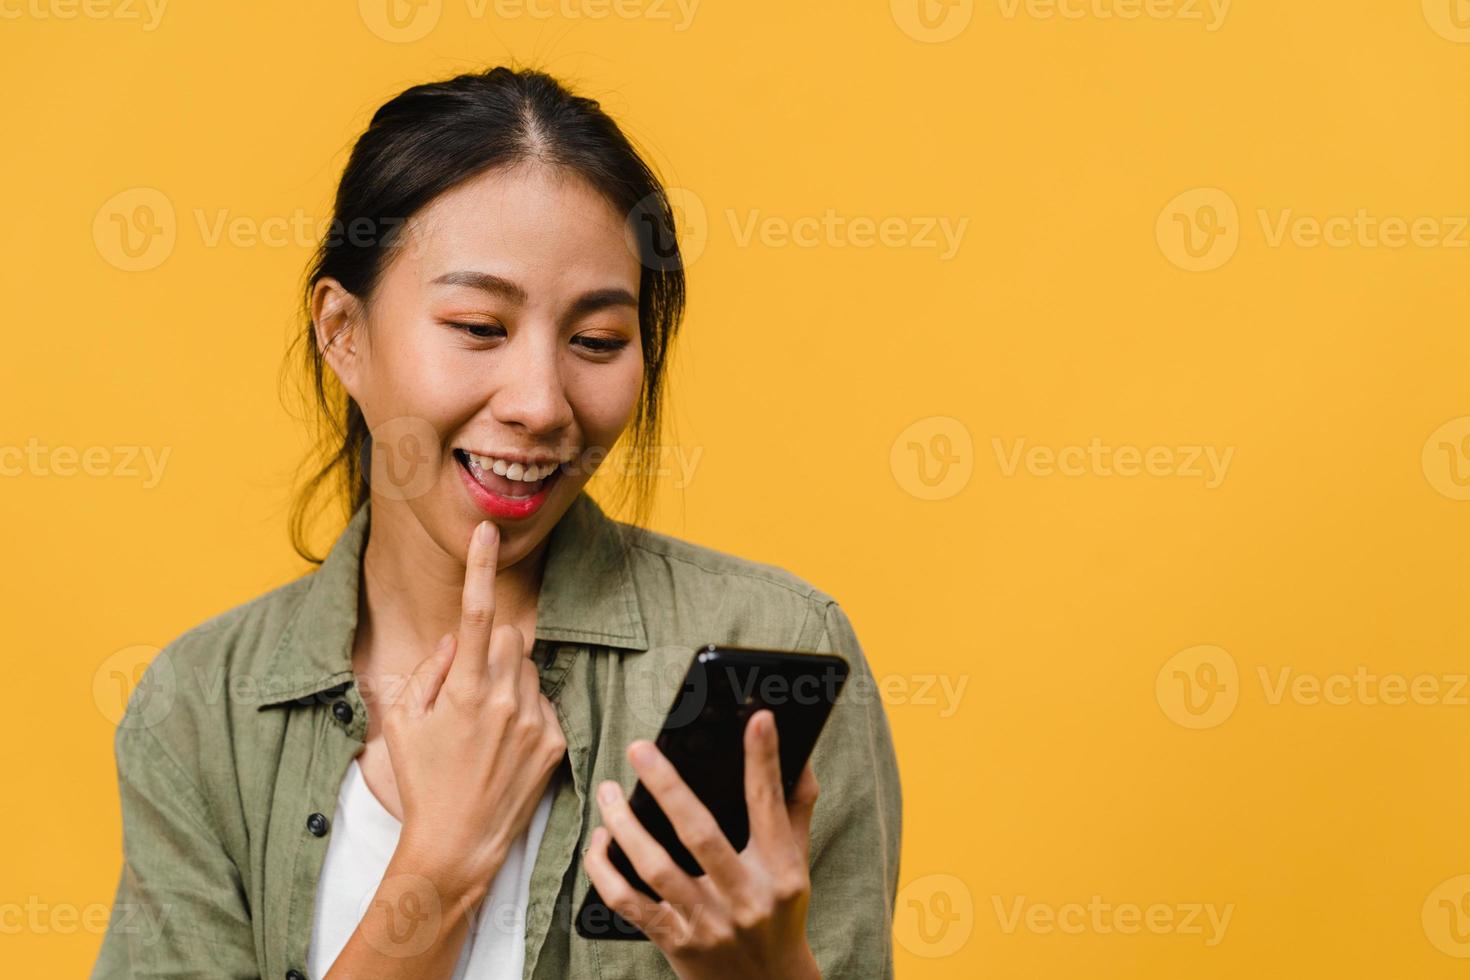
644, 859, 681, 892
492, 623, 524, 647
773, 870, 810, 904
486, 686, 517, 711
683, 821, 722, 854
446, 684, 486, 711
690, 921, 735, 953
732, 897, 772, 933
604, 884, 638, 917
461, 606, 493, 630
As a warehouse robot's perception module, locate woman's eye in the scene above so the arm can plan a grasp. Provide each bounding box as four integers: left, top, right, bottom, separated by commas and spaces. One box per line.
446, 321, 627, 353
448, 321, 505, 340
574, 335, 630, 354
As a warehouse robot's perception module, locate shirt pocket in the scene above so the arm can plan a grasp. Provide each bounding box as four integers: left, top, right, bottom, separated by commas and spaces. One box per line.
590, 938, 680, 980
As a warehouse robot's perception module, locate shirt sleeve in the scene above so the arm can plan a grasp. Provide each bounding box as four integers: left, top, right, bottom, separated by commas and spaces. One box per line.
804, 599, 903, 979
92, 678, 258, 978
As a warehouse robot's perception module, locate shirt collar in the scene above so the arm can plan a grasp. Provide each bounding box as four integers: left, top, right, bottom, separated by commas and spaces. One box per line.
254, 490, 649, 707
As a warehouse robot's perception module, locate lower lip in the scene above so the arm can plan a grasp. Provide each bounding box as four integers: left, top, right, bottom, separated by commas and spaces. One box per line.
456, 457, 560, 520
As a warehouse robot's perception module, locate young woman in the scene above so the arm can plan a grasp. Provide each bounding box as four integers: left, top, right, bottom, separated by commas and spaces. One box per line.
93, 67, 901, 980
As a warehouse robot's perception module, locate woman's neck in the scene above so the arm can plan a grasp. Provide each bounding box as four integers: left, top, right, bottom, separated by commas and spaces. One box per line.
352, 499, 548, 680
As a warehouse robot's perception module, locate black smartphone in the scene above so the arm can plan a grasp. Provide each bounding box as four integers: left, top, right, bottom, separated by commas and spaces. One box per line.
575, 643, 850, 941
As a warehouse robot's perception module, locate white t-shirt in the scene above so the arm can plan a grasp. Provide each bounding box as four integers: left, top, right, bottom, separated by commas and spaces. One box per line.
306, 757, 555, 979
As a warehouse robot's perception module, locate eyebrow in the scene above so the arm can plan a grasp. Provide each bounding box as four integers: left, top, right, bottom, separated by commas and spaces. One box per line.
431, 270, 638, 323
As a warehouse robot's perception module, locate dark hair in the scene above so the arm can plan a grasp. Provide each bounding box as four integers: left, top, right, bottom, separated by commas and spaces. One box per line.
283, 65, 686, 563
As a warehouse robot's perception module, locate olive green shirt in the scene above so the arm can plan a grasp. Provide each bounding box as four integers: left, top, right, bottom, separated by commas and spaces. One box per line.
92, 491, 902, 979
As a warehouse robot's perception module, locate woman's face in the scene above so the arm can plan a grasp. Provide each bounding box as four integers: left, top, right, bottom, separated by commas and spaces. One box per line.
314, 163, 645, 567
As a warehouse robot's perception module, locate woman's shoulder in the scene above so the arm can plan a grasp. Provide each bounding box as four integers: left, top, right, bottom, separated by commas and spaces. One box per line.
612, 521, 855, 653
621, 521, 835, 601
114, 569, 325, 747
153, 572, 319, 679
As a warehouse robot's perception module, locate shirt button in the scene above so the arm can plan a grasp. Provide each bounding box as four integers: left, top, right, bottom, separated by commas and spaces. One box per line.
306, 812, 329, 837
286, 972, 306, 980
332, 700, 353, 725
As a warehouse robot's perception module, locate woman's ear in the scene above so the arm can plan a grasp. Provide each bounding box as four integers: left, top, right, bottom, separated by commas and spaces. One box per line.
310, 277, 365, 397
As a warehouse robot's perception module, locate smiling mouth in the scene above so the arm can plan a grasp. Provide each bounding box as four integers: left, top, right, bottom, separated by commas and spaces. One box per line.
453, 449, 564, 500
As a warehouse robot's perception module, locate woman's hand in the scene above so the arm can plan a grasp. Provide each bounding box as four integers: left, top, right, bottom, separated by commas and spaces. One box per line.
384, 519, 568, 897
583, 709, 823, 980
326, 519, 565, 977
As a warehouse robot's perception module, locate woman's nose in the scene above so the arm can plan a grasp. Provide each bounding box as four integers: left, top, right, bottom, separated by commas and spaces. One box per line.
490, 335, 574, 435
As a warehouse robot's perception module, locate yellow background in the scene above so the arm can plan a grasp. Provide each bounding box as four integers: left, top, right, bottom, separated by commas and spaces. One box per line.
4, 0, 1470, 976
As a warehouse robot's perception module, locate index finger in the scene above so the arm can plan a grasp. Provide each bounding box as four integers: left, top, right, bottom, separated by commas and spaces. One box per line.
447, 519, 498, 688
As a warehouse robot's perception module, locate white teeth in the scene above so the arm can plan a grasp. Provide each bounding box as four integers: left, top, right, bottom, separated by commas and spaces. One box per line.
466, 452, 557, 483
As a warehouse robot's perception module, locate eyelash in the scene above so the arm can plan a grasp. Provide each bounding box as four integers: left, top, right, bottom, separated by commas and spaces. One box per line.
447, 322, 630, 354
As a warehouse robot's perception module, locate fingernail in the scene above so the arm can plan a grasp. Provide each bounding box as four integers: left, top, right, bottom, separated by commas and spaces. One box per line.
598, 781, 619, 805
